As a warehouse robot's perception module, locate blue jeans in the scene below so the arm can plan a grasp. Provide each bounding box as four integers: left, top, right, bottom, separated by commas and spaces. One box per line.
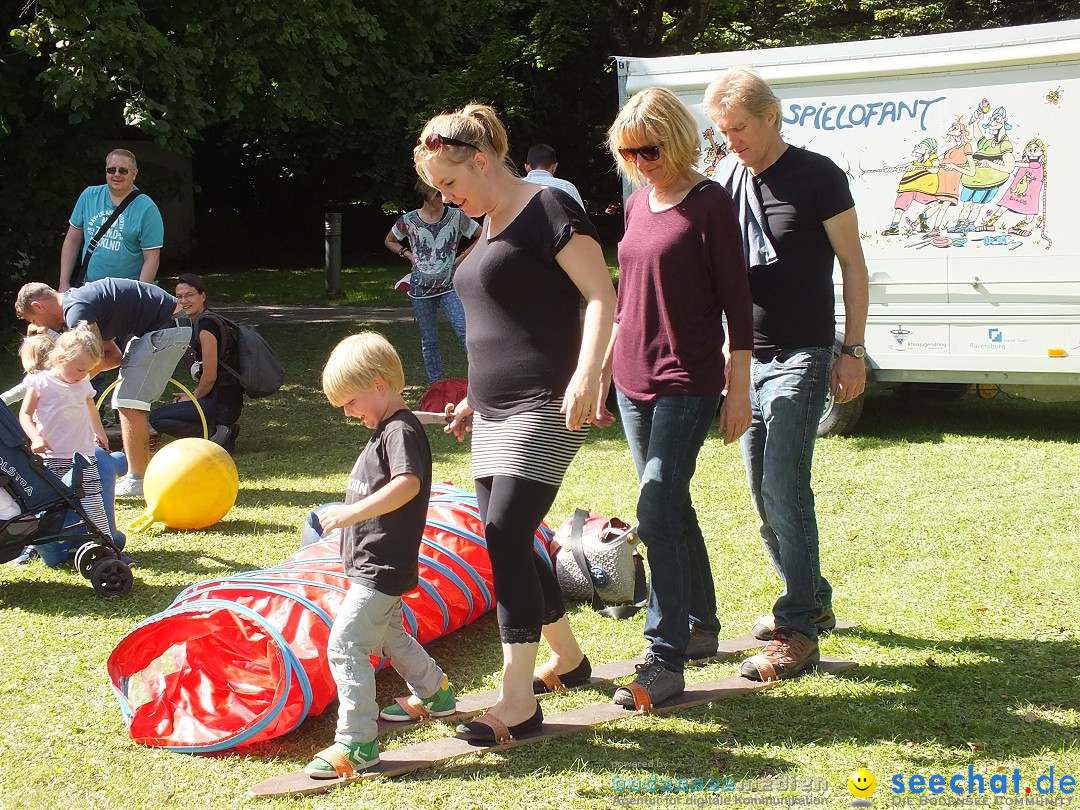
411, 291, 467, 384
149, 388, 243, 439
617, 391, 721, 672
741, 347, 834, 640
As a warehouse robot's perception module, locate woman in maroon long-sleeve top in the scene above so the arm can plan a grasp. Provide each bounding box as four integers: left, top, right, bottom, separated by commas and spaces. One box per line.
602, 87, 754, 710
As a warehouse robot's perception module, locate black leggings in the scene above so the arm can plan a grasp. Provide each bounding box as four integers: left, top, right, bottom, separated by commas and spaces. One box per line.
475, 475, 567, 645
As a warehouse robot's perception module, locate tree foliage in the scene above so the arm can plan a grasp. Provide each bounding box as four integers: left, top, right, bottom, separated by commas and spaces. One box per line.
1, 0, 462, 284
4, 0, 1080, 303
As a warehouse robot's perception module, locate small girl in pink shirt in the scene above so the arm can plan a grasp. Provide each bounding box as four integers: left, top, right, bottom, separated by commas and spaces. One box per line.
19, 324, 113, 538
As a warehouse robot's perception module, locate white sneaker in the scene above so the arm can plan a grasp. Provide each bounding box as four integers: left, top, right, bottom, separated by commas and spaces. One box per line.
115, 475, 144, 498
208, 425, 230, 445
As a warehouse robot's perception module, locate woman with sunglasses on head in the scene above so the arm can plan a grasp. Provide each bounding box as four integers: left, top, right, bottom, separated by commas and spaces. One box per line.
414, 104, 616, 744
149, 273, 244, 452
602, 87, 753, 708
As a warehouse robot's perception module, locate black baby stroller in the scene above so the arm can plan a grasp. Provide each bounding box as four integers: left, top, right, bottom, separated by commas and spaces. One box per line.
0, 405, 133, 597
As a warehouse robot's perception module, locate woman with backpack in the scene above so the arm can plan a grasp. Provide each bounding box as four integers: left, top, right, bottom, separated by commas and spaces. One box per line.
149, 273, 244, 452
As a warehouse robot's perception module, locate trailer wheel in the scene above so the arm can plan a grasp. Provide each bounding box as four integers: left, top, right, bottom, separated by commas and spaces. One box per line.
818, 390, 865, 437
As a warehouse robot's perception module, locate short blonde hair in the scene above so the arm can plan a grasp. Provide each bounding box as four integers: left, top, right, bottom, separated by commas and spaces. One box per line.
19, 332, 56, 373
702, 66, 782, 132
49, 323, 103, 369
608, 87, 701, 186
107, 148, 138, 168
322, 331, 405, 407
413, 103, 516, 183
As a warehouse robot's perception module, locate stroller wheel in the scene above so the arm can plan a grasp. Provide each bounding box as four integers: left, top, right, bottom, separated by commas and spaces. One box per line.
75, 542, 111, 580
91, 558, 133, 598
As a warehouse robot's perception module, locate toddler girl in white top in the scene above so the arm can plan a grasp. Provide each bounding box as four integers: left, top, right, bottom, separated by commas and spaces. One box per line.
18, 324, 113, 539
1, 328, 59, 406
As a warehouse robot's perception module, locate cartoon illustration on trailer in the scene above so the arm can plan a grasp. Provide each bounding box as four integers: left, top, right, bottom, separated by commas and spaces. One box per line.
700, 127, 727, 178
928, 116, 976, 235
950, 101, 1014, 235
877, 138, 940, 236
980, 138, 1051, 246
837, 93, 1054, 251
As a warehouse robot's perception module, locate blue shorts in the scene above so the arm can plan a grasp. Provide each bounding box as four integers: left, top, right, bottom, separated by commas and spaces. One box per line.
113, 326, 192, 411
960, 186, 999, 205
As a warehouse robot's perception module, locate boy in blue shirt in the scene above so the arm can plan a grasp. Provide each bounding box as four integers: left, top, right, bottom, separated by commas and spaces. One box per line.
306, 331, 456, 777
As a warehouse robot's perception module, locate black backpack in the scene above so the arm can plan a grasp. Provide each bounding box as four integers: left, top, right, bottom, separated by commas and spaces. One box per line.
196, 313, 284, 398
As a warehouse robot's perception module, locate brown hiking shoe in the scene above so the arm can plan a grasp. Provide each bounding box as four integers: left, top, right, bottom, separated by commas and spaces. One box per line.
740, 629, 820, 682
752, 609, 836, 641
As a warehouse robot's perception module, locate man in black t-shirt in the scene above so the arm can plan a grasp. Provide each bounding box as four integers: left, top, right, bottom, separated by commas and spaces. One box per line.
16, 279, 190, 498
704, 67, 869, 682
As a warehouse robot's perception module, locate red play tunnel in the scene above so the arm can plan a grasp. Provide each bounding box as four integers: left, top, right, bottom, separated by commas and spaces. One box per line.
107, 484, 554, 753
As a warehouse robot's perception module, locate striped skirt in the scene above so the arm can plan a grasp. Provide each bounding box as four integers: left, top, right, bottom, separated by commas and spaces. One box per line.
43, 455, 113, 540
472, 400, 588, 487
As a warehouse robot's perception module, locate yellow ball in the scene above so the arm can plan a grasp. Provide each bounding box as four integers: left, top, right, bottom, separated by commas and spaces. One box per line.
848, 769, 877, 799
135, 438, 239, 530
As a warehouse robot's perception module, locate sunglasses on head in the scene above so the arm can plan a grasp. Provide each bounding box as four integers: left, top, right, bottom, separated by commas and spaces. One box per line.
420, 133, 480, 152
617, 145, 661, 162
106, 166, 131, 175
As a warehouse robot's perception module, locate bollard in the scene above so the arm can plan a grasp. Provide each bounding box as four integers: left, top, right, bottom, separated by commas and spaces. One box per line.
324, 213, 343, 298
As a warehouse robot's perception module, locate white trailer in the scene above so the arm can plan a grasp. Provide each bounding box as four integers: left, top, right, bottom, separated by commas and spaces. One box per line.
616, 20, 1080, 434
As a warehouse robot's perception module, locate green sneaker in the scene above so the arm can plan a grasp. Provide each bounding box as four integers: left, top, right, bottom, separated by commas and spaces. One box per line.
304, 740, 380, 778
379, 676, 457, 722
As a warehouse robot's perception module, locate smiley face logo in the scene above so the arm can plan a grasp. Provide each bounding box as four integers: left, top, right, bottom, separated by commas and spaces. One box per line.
848, 769, 877, 799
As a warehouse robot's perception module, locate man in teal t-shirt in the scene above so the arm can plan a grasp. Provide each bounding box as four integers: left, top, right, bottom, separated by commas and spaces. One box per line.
59, 149, 165, 291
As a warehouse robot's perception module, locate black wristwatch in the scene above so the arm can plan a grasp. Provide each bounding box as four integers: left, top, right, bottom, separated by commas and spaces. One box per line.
840, 343, 866, 359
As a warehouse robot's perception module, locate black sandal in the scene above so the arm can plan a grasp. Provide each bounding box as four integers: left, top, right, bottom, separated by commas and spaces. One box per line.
532, 654, 592, 694
456, 702, 543, 745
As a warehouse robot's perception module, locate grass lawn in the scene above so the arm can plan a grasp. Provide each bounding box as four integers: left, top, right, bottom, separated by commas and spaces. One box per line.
1, 290, 1077, 810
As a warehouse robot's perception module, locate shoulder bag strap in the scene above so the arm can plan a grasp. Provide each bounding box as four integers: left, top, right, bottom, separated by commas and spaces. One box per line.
567, 508, 594, 592
71, 189, 143, 288
195, 312, 242, 382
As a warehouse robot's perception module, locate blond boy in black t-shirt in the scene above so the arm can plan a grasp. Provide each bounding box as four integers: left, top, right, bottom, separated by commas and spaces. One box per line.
305, 331, 456, 778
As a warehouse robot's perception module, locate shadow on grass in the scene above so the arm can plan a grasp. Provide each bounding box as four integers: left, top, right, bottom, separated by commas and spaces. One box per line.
0, 578, 186, 616
846, 392, 1080, 445
227, 629, 1079, 781
400, 631, 1080, 787
125, 548, 257, 577
231, 491, 347, 512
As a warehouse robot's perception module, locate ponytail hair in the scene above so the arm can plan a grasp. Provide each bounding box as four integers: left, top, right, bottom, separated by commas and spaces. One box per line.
414, 103, 517, 178
19, 332, 55, 373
